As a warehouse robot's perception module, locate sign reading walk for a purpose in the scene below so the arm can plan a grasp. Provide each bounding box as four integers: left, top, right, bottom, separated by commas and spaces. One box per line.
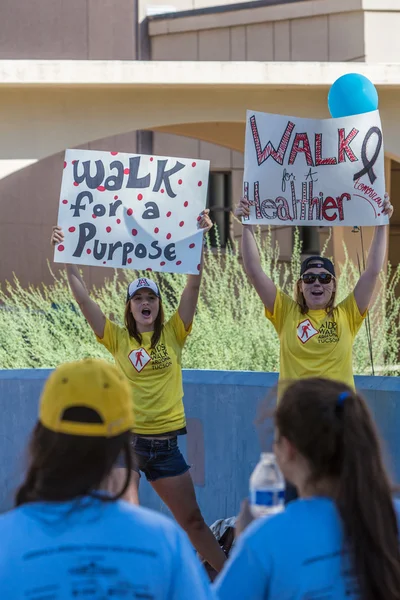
243, 109, 387, 227
55, 149, 210, 275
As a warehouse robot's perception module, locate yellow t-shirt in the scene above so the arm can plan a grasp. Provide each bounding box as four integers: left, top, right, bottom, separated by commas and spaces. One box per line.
265, 289, 366, 390
96, 312, 191, 435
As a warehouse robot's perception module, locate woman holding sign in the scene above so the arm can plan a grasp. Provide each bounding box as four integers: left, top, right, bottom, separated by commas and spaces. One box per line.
235, 194, 393, 500
50, 210, 227, 573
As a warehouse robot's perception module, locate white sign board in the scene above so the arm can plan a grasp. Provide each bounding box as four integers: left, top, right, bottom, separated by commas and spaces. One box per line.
54, 149, 210, 275
243, 110, 387, 226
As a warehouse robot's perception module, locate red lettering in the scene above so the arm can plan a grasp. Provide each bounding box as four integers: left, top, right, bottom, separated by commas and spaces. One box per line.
322, 197, 338, 221
336, 193, 351, 221
289, 133, 313, 166
250, 116, 295, 166
315, 133, 337, 166
276, 196, 292, 221
338, 128, 359, 163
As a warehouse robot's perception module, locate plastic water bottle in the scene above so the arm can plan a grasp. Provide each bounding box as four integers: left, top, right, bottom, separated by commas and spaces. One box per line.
249, 452, 285, 517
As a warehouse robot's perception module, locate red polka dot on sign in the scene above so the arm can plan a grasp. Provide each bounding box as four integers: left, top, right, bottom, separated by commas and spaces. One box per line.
117, 219, 121, 224
63, 161, 67, 169
103, 261, 106, 264
176, 261, 182, 266
132, 229, 138, 236
154, 227, 159, 234
62, 199, 68, 205
197, 264, 201, 271
150, 157, 154, 162
114, 195, 118, 200
161, 189, 165, 194
198, 181, 202, 187
68, 227, 76, 233
378, 213, 381, 216
92, 214, 96, 219
178, 179, 182, 185
97, 186, 106, 192
73, 182, 79, 187
124, 168, 130, 175
179, 221, 184, 227
160, 261, 166, 266
72, 160, 77, 165
166, 211, 172, 217
197, 216, 201, 222
87, 249, 92, 255
192, 162, 196, 167
137, 194, 143, 200
110, 152, 118, 156
106, 226, 112, 233
58, 245, 65, 252
146, 268, 152, 272
189, 243, 195, 249
127, 258, 132, 264
166, 233, 172, 240
127, 208, 133, 216
184, 201, 188, 207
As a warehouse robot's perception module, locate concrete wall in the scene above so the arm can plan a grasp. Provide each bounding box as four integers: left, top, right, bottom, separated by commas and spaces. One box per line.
1, 369, 400, 525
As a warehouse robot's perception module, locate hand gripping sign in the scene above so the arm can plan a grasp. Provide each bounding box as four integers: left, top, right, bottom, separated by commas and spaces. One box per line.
243, 109, 388, 227
54, 149, 210, 275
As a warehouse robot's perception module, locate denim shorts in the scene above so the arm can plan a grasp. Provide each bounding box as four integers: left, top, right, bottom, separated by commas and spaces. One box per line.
116, 435, 190, 482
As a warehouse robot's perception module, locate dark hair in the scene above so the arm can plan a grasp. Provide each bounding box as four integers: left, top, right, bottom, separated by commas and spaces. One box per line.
124, 297, 164, 349
294, 278, 336, 316
15, 422, 132, 506
275, 378, 400, 600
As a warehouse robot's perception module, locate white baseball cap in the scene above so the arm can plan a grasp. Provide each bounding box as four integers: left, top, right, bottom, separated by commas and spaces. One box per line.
126, 278, 160, 302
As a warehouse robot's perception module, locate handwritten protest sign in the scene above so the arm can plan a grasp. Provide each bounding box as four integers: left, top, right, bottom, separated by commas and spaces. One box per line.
54, 149, 209, 274
243, 110, 387, 226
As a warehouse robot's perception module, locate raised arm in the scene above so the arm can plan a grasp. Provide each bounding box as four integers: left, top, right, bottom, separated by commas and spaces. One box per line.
51, 226, 106, 338
235, 198, 277, 313
353, 194, 393, 315
178, 210, 211, 330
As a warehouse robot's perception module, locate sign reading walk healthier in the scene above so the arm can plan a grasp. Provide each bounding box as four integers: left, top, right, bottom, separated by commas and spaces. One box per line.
243, 109, 387, 226
55, 149, 210, 275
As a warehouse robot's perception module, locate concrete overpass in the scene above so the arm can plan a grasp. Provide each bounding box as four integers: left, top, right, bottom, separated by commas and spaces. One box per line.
1, 59, 400, 181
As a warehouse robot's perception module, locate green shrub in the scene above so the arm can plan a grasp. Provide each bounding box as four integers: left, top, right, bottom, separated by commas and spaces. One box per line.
0, 228, 399, 374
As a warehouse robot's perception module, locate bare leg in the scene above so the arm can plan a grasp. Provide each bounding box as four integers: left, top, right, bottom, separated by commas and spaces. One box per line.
151, 471, 226, 573
106, 468, 140, 505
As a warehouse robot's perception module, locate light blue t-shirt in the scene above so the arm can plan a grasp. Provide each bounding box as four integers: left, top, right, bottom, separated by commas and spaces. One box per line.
215, 497, 400, 600
0, 497, 215, 600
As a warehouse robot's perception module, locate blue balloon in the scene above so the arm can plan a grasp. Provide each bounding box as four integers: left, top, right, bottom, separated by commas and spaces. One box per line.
328, 73, 378, 118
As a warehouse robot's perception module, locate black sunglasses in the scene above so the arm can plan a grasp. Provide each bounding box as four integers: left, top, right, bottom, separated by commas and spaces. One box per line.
301, 272, 334, 285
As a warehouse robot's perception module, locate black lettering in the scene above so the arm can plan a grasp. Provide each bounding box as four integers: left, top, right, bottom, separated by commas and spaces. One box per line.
104, 161, 124, 191
126, 157, 151, 189
109, 199, 122, 217
93, 240, 107, 260
71, 191, 93, 217
153, 160, 185, 198
93, 204, 106, 217
73, 223, 96, 257
164, 243, 176, 262
149, 240, 162, 259
135, 243, 147, 259
74, 160, 105, 189
107, 241, 123, 261
122, 242, 134, 266
142, 202, 160, 220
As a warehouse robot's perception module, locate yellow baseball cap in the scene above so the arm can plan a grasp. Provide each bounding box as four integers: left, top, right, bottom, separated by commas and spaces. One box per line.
39, 358, 134, 438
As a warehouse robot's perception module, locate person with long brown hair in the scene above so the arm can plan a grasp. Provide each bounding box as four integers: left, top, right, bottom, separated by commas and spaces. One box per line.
215, 377, 400, 600
0, 359, 215, 599
50, 210, 226, 573
234, 194, 393, 390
